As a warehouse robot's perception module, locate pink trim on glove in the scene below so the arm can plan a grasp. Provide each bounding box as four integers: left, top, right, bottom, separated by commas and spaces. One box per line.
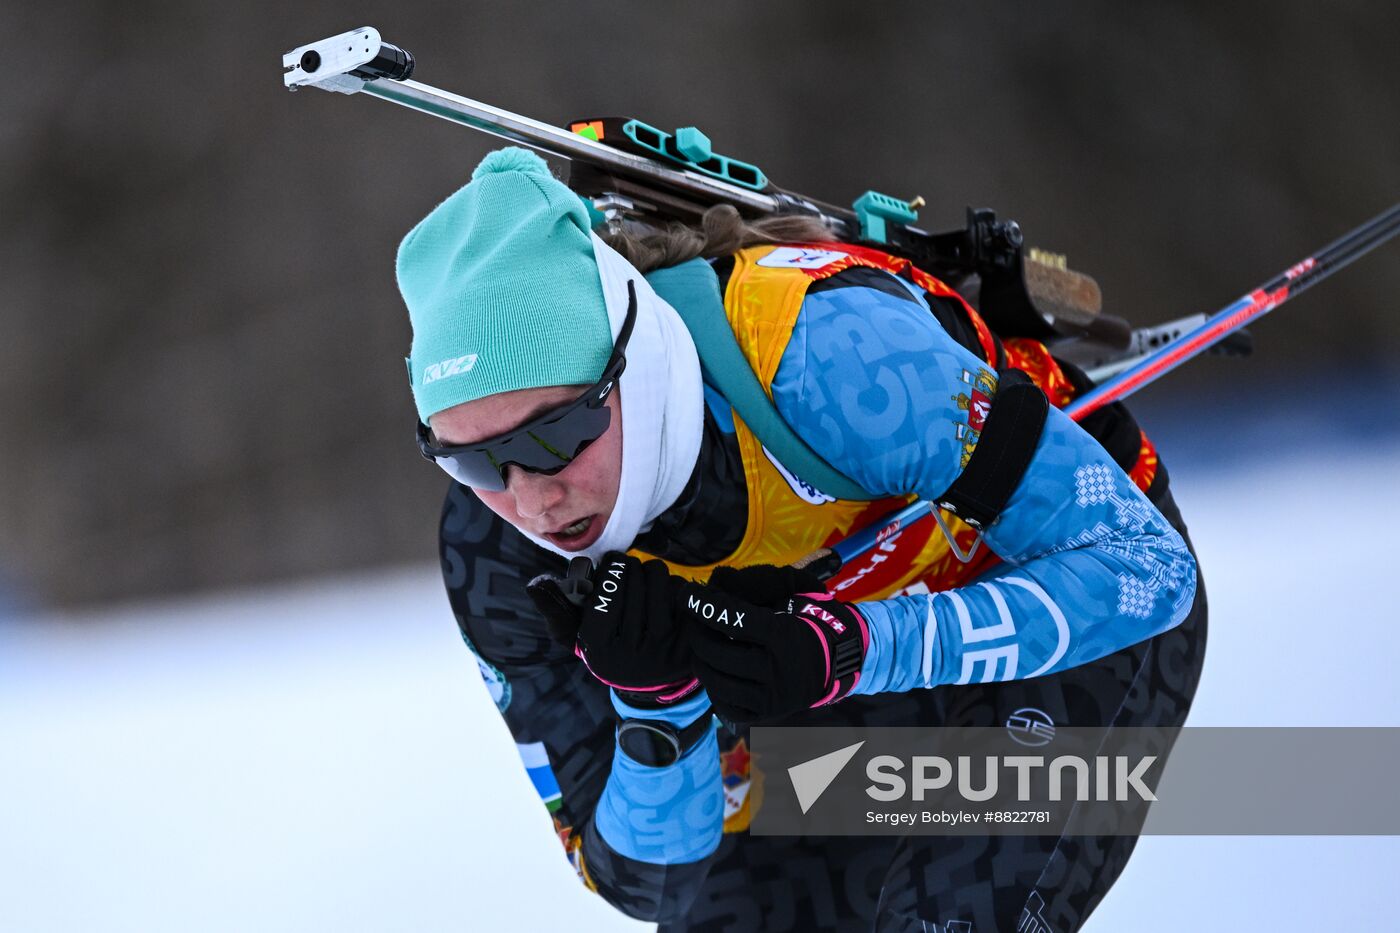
573, 645, 699, 704
811, 680, 842, 708
794, 593, 868, 708
653, 678, 703, 703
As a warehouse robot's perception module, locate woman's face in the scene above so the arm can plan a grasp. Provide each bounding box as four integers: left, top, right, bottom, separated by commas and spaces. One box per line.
429, 384, 623, 552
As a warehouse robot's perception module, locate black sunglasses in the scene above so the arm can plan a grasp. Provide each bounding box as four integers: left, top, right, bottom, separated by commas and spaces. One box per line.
417, 280, 637, 492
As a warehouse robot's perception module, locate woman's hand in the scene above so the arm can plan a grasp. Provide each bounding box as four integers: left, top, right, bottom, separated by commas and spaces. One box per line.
527, 552, 701, 708
676, 564, 870, 725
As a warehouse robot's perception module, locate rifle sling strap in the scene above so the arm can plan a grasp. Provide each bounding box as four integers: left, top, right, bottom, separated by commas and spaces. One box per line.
646, 259, 877, 503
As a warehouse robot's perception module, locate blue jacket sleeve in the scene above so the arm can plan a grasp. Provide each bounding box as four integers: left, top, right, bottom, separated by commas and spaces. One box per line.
594, 690, 723, 864
770, 277, 1197, 691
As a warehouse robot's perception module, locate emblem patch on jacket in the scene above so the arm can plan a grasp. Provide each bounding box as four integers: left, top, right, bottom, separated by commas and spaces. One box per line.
462, 632, 512, 712
721, 738, 755, 832
952, 367, 998, 468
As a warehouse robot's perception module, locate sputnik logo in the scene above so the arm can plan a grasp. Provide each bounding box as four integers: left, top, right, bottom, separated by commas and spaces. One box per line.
788, 741, 865, 814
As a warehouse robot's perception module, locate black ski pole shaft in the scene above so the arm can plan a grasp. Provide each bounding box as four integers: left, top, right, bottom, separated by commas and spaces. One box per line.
1067, 202, 1400, 419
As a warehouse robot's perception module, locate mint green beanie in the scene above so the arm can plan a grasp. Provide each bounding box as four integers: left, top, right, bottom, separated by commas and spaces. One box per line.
396, 147, 612, 422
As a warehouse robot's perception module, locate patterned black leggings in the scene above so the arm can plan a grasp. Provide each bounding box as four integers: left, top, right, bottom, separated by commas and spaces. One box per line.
662, 489, 1207, 933
871, 488, 1208, 932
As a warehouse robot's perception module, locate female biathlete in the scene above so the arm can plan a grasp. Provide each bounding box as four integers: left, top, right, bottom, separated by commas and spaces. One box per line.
399, 147, 1208, 932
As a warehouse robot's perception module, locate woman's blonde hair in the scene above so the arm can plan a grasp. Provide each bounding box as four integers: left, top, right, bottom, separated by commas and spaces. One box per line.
599, 204, 835, 274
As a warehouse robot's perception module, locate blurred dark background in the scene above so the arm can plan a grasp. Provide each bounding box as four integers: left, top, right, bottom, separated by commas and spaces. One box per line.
2, 2, 1396, 609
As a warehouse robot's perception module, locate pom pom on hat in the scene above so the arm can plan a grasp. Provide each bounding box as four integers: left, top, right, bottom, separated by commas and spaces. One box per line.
471, 146, 551, 180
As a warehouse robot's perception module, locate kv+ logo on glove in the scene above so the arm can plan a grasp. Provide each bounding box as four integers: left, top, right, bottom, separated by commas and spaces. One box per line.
677, 564, 870, 726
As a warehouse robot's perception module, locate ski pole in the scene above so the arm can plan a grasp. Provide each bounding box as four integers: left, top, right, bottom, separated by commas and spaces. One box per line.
1067, 202, 1400, 420
811, 202, 1400, 578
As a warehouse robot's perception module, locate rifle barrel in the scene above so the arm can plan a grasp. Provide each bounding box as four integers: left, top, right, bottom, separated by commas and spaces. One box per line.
362, 78, 781, 215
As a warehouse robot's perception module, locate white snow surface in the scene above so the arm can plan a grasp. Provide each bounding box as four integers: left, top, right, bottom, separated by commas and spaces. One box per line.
3, 441, 1399, 932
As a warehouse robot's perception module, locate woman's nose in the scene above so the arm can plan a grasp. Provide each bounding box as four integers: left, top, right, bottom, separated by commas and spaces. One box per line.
507, 468, 567, 520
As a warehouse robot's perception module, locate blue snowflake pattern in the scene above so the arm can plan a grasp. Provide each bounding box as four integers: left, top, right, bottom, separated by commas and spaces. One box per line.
1036, 474, 1195, 625
1117, 573, 1157, 618
1074, 463, 1116, 507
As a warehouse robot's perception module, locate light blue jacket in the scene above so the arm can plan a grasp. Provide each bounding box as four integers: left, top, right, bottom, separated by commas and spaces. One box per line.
594, 263, 1197, 864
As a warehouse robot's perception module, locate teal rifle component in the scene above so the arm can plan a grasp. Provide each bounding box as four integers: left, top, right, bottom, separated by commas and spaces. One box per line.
853, 191, 921, 244
672, 127, 712, 162
621, 120, 769, 191
282, 26, 1109, 339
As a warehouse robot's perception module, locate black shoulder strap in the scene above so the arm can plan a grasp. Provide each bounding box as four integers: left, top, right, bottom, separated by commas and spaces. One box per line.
934, 369, 1049, 529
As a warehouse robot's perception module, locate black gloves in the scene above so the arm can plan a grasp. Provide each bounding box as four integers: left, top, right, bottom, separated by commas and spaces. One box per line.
526, 552, 701, 709
677, 564, 870, 725
528, 556, 870, 723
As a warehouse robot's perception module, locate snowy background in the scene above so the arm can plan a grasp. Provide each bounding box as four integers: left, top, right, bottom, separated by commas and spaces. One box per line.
4, 379, 1399, 932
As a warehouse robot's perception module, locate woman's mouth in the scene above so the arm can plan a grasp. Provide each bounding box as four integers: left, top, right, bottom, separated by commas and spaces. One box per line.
544, 515, 602, 551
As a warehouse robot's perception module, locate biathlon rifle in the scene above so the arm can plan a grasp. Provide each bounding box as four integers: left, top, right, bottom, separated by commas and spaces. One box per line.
282, 27, 1400, 579
283, 26, 1136, 351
